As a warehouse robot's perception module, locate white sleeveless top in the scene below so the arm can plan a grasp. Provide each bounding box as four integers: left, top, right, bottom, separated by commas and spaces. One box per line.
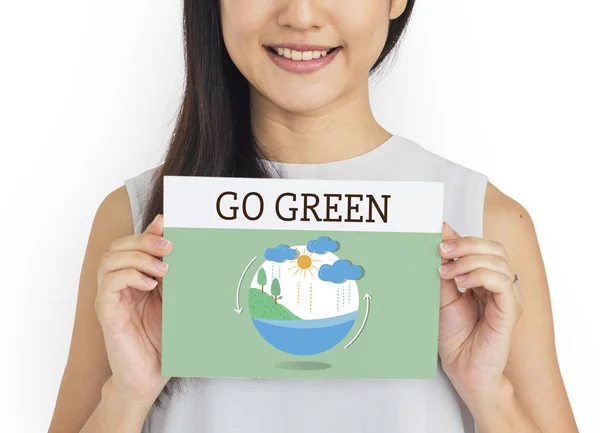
124, 134, 488, 433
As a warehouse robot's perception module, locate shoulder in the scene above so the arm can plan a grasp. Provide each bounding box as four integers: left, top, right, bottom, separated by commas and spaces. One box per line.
396, 135, 530, 236
93, 163, 163, 239
93, 185, 136, 240
482, 181, 536, 249
403, 136, 537, 247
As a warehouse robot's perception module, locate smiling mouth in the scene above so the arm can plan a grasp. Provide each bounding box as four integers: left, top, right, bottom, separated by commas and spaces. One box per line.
265, 46, 340, 61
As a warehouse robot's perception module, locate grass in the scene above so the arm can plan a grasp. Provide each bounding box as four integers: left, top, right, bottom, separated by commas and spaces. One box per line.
248, 287, 301, 320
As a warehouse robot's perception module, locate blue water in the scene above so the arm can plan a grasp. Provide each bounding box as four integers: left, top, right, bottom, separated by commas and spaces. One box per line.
252, 311, 358, 355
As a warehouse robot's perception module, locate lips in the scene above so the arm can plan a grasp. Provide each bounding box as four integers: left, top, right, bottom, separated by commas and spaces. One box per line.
264, 44, 342, 74
265, 46, 338, 57
264, 44, 341, 62
265, 43, 339, 52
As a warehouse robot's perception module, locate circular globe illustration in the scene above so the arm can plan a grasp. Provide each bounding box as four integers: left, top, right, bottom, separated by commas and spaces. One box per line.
247, 236, 363, 355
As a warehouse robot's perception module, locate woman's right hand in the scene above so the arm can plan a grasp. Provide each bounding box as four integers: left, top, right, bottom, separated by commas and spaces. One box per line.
95, 213, 172, 405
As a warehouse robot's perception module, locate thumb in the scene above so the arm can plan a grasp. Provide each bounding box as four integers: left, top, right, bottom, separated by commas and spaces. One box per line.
439, 222, 462, 308
441, 222, 461, 245
145, 213, 164, 236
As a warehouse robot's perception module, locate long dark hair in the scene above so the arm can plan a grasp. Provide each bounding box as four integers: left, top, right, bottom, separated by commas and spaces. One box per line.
145, 0, 416, 411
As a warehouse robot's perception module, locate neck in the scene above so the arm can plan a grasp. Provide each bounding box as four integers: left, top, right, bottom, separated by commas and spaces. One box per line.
250, 82, 392, 164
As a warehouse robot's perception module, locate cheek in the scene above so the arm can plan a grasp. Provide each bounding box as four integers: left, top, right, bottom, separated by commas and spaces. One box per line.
221, 5, 248, 52
335, 5, 391, 66
220, 1, 272, 70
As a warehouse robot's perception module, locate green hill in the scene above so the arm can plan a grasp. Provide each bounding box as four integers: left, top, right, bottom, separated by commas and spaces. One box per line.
248, 287, 301, 320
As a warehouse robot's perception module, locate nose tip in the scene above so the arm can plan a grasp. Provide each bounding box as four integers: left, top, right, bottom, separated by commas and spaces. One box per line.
277, 0, 326, 31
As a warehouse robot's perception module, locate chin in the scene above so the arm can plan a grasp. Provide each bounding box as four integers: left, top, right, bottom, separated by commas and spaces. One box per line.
267, 91, 338, 114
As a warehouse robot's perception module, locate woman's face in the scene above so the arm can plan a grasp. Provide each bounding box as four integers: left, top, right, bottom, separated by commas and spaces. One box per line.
221, 0, 407, 113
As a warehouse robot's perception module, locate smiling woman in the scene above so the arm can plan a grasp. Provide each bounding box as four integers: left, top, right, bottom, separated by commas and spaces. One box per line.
48, 0, 579, 432
219, 0, 408, 114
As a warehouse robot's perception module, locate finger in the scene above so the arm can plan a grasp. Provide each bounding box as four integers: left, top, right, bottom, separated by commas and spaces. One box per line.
513, 281, 526, 318
103, 268, 159, 294
453, 268, 514, 295
141, 214, 167, 299
96, 268, 159, 324
471, 286, 488, 306
109, 232, 172, 257
438, 254, 513, 281
440, 222, 462, 265
454, 268, 520, 322
99, 249, 169, 278
108, 214, 172, 257
441, 222, 461, 244
439, 236, 506, 260
439, 222, 462, 309
145, 213, 164, 235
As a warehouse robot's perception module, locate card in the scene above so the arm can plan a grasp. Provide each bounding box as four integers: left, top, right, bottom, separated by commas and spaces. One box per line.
161, 175, 444, 380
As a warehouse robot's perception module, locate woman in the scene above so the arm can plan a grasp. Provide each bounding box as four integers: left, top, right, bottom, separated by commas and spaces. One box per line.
49, 0, 578, 432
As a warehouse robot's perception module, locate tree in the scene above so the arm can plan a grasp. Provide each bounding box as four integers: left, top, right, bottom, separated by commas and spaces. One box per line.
257, 268, 267, 294
271, 278, 282, 304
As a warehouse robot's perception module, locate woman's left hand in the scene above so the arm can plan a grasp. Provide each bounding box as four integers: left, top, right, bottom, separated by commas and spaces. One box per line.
437, 222, 525, 399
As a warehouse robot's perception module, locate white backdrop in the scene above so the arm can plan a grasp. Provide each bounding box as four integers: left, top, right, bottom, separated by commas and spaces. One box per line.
1, 1, 598, 432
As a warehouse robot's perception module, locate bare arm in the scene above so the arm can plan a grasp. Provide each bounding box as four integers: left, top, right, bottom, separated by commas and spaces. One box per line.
480, 181, 578, 432
79, 375, 153, 433
48, 185, 143, 432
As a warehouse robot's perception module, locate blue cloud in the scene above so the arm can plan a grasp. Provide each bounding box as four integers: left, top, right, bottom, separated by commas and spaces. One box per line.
264, 245, 298, 263
318, 259, 364, 284
306, 236, 339, 254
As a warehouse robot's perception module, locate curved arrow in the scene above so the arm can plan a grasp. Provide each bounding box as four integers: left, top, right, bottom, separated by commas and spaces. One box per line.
234, 256, 257, 314
344, 293, 372, 349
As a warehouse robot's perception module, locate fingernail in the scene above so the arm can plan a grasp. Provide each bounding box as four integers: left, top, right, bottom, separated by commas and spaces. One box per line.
154, 259, 168, 271
156, 238, 171, 249
144, 275, 158, 287
455, 274, 469, 282
151, 214, 160, 225
440, 241, 457, 253
438, 263, 452, 274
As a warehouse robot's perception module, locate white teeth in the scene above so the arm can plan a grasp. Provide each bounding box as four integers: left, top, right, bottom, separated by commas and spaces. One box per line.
271, 47, 334, 61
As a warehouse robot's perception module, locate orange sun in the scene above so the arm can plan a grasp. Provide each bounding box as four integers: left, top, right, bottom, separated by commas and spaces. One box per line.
289, 247, 320, 277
